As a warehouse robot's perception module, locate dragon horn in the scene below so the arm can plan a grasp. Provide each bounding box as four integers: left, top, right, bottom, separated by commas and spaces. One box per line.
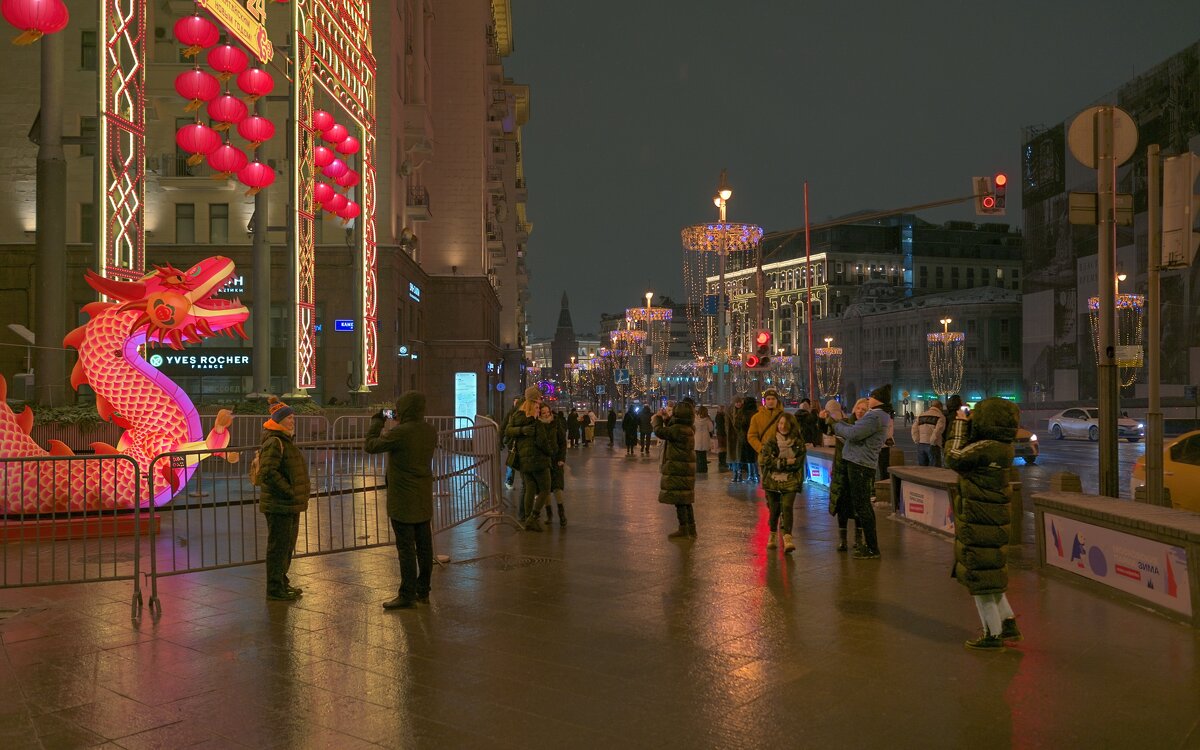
234, 322, 247, 339
85, 271, 146, 302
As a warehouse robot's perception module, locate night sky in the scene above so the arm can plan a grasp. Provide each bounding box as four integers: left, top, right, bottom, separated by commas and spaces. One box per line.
503, 1, 1200, 340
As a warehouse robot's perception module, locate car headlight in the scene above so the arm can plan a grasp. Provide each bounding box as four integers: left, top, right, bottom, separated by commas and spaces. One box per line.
1137, 423, 1144, 430
1029, 434, 1037, 441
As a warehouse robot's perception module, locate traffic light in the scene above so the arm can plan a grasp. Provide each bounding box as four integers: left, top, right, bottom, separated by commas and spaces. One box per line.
746, 330, 771, 369
1163, 152, 1200, 267
973, 174, 1006, 216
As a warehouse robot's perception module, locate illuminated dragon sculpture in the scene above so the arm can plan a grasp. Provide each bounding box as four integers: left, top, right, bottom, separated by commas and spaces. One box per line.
0, 257, 250, 514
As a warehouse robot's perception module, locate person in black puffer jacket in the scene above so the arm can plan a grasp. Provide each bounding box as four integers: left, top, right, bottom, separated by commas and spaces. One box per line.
505, 386, 558, 531
945, 396, 1022, 651
655, 400, 696, 540
257, 397, 310, 602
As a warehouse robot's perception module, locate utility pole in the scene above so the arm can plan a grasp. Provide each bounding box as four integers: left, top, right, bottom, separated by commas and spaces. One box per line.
1095, 107, 1120, 498
1146, 144, 1165, 505
34, 32, 67, 406
251, 135, 272, 397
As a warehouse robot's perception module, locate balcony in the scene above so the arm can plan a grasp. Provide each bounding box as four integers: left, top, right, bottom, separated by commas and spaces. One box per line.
405, 186, 431, 222
404, 103, 434, 155
516, 222, 531, 241
486, 166, 504, 195
487, 116, 504, 135
150, 153, 230, 191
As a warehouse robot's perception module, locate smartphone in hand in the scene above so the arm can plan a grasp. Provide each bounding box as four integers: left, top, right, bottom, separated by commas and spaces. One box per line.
383, 409, 395, 420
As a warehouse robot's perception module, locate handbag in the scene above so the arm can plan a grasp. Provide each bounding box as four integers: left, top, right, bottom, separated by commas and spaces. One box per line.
506, 447, 520, 471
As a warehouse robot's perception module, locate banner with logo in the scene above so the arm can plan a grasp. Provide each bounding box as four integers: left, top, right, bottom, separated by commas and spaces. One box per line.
805, 452, 832, 487
147, 348, 253, 376
1043, 513, 1192, 617
899, 480, 954, 534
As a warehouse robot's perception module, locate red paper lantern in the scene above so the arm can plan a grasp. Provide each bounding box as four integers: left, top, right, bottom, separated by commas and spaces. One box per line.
236, 115, 275, 149
207, 94, 248, 132
336, 200, 361, 222
313, 145, 335, 169
175, 122, 221, 166
235, 67, 274, 101
322, 123, 348, 144
336, 135, 360, 156
173, 13, 218, 57
314, 182, 335, 206
324, 192, 348, 213
238, 161, 275, 196
322, 158, 348, 180
206, 44, 248, 81
174, 68, 220, 112
2, 0, 68, 45
335, 169, 359, 189
312, 109, 334, 133
207, 143, 248, 178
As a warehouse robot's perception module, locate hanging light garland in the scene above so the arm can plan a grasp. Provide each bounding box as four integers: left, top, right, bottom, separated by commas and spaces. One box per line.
815, 337, 843, 401
927, 319, 964, 400
681, 221, 764, 360
1088, 293, 1146, 387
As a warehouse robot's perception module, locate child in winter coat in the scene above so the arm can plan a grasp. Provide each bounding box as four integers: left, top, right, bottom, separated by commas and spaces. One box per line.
945, 397, 1022, 651
759, 412, 806, 553
655, 401, 697, 540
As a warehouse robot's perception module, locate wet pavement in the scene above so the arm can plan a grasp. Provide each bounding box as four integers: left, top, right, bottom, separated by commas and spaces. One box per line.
2, 441, 1198, 749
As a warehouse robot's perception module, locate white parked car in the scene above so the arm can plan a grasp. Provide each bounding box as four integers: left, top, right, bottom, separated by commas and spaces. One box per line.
1046, 407, 1143, 442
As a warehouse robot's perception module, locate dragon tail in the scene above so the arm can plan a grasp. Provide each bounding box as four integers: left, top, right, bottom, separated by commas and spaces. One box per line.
0, 374, 50, 458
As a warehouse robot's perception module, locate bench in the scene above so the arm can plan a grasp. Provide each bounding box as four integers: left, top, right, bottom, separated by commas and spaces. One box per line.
1033, 491, 1200, 627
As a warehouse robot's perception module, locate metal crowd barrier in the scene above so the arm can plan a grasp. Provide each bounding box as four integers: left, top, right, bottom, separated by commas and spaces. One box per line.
331, 414, 474, 442
0, 454, 147, 619
199, 413, 331, 445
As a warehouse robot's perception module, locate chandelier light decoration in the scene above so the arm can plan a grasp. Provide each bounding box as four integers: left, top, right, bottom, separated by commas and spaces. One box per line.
927, 318, 965, 399
694, 357, 712, 395
609, 325, 645, 398
681, 221, 764, 359
626, 293, 673, 380
770, 355, 795, 398
815, 337, 843, 401
1088, 293, 1146, 387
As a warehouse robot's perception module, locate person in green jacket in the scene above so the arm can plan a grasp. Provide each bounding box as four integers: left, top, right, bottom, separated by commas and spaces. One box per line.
945, 397, 1023, 651
759, 412, 806, 554
257, 396, 310, 602
365, 391, 439, 610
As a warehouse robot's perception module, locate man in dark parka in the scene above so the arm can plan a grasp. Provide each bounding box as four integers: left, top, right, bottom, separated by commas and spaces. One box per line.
945, 396, 1022, 650
365, 391, 438, 610
258, 397, 310, 601
655, 400, 697, 539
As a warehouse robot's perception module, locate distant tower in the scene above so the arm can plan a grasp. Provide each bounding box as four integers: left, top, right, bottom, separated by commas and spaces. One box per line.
551, 291, 578, 374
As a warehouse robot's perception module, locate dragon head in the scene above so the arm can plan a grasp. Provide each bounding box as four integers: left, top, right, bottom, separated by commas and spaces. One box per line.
86, 257, 250, 349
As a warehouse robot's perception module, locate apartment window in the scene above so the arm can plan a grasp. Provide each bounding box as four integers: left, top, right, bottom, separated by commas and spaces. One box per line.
967, 319, 976, 334
966, 267, 975, 288
950, 266, 960, 290
1000, 319, 1009, 334
209, 203, 229, 245
81, 30, 97, 71
176, 203, 195, 244
80, 203, 95, 244
1000, 345, 1011, 361
79, 116, 98, 157
966, 346, 977, 363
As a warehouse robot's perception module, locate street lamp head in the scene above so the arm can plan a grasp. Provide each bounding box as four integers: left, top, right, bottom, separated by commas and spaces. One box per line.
717, 168, 732, 201
824, 337, 833, 346
645, 291, 654, 306
1117, 273, 1127, 282
713, 196, 723, 208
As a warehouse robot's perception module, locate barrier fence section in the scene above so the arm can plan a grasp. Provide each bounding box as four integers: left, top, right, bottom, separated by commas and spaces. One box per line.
331, 414, 474, 442
0, 454, 147, 618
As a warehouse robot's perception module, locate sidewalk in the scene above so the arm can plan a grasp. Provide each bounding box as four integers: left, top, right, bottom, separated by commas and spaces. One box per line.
2, 444, 1198, 748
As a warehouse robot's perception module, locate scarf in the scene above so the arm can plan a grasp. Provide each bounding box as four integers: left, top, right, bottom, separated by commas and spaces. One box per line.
537, 412, 554, 424
771, 433, 798, 481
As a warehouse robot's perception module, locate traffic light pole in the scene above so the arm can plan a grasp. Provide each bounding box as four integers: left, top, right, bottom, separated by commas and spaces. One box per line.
1146, 144, 1165, 505
1096, 107, 1120, 498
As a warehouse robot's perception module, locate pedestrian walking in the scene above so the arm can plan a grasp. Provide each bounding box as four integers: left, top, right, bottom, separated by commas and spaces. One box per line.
911, 400, 947, 467
727, 397, 745, 481
638, 406, 653, 455
944, 397, 1023, 651
545, 404, 568, 526
877, 400, 897, 481
583, 409, 597, 445
693, 405, 714, 473
824, 398, 865, 552
759, 412, 806, 554
747, 388, 786, 459
256, 396, 310, 602
622, 408, 638, 456
827, 384, 892, 559
655, 401, 697, 540
566, 410, 581, 448
738, 396, 762, 484
714, 405, 729, 472
796, 399, 822, 447
364, 391, 438, 610
506, 386, 557, 531
607, 409, 617, 446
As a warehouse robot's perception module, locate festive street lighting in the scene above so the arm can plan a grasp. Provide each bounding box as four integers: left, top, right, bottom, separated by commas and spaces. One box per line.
927, 318, 965, 402
814, 336, 843, 401
681, 170, 763, 405
1088, 275, 1145, 388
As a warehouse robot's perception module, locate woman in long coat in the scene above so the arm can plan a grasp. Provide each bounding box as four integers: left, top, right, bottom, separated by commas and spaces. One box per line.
945, 397, 1022, 651
621, 409, 638, 455
655, 401, 696, 540
726, 398, 744, 481
566, 410, 581, 448
693, 406, 714, 473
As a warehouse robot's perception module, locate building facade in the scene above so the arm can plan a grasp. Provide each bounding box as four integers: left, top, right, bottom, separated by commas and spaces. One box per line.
1022, 40, 1200, 403
0, 0, 531, 420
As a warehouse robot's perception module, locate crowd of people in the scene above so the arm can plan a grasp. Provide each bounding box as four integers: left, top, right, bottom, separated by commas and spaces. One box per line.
252, 383, 1023, 651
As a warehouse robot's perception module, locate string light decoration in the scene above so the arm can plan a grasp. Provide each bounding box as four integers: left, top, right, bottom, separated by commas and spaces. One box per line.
815, 337, 843, 400
694, 357, 712, 395
681, 222, 764, 359
1088, 293, 1145, 387
927, 319, 965, 400
609, 324, 646, 397
769, 355, 795, 398
626, 294, 673, 380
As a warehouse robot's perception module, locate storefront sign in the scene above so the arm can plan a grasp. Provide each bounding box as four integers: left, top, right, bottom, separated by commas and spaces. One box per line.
454, 372, 476, 423
899, 480, 955, 533
195, 0, 274, 63
1043, 513, 1192, 617
409, 282, 421, 302
147, 348, 252, 376
334, 319, 355, 332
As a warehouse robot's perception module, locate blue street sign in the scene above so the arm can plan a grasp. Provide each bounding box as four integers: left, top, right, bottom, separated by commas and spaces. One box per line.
703, 295, 718, 316
334, 319, 355, 332
614, 368, 630, 385
496, 382, 506, 392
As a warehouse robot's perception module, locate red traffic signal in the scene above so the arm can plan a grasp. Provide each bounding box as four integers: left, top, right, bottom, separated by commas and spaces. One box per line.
982, 195, 996, 209
755, 331, 771, 347
992, 172, 1007, 210
745, 354, 761, 368
748, 330, 772, 369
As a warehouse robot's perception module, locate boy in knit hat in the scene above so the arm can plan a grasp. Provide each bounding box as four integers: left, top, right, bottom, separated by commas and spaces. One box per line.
257, 396, 311, 601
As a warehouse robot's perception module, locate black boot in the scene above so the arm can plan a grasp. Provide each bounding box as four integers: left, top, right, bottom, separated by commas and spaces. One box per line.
837, 528, 848, 552
685, 505, 697, 538
545, 504, 554, 523
557, 503, 567, 527
667, 505, 690, 540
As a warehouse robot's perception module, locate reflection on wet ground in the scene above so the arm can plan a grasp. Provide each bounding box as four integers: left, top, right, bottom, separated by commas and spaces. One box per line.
2, 441, 1198, 748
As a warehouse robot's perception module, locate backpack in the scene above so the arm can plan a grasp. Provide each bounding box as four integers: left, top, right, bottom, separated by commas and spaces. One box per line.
249, 437, 283, 486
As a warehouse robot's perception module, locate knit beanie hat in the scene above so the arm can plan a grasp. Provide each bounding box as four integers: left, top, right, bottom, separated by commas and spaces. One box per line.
264, 395, 294, 430
524, 385, 541, 401
825, 399, 844, 420
869, 383, 892, 405
762, 388, 780, 400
